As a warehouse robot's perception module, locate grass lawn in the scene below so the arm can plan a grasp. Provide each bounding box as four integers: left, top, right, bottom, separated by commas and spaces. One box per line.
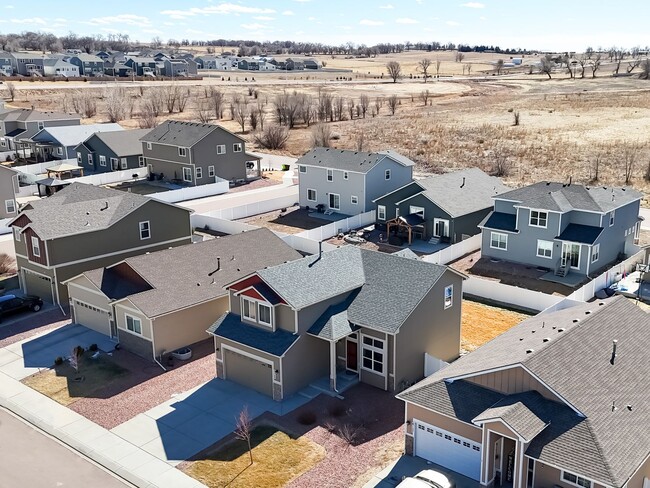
461, 299, 531, 352
183, 425, 325, 488
22, 351, 129, 406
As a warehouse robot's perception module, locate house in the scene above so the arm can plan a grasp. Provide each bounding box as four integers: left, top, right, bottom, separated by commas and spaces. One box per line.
303, 58, 320, 69
30, 123, 123, 161
8, 183, 193, 305
75, 128, 150, 173
0, 165, 19, 219
0, 52, 14, 76
297, 148, 415, 215
0, 108, 81, 155
141, 120, 261, 185
479, 182, 643, 279
185, 58, 198, 76
104, 61, 133, 77
208, 245, 466, 401
42, 58, 80, 78
196, 55, 218, 69
374, 168, 510, 244
398, 297, 650, 487
67, 54, 105, 76
10, 53, 46, 76
125, 57, 158, 76
65, 229, 301, 360
238, 58, 260, 70
163, 59, 189, 77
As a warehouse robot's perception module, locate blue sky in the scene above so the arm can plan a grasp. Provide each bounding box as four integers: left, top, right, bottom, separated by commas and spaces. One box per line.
1, 1, 647, 52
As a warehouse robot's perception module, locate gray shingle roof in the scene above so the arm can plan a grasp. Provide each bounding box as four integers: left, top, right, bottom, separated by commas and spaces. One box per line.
296, 147, 414, 174
473, 392, 549, 442
207, 312, 299, 356
392, 248, 419, 260
91, 228, 301, 318
0, 108, 79, 123
89, 128, 151, 157
480, 211, 517, 232
411, 168, 510, 218
307, 291, 360, 341
398, 297, 650, 487
496, 182, 642, 213
141, 120, 241, 147
11, 182, 156, 240
556, 223, 604, 245
32, 123, 123, 146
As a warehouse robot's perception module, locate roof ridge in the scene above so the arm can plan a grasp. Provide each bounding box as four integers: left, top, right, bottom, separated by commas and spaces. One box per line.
583, 419, 617, 485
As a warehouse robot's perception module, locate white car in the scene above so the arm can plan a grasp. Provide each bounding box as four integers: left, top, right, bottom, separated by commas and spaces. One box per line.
397, 469, 455, 488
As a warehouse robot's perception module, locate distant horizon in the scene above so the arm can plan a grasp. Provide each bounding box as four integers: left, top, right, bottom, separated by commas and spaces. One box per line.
1, 0, 649, 53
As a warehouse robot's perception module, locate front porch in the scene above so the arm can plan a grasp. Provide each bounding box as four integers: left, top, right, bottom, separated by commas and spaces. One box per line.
539, 270, 587, 288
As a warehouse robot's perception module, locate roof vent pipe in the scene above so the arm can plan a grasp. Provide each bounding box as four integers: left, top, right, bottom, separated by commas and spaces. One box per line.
460, 177, 465, 188
610, 339, 618, 365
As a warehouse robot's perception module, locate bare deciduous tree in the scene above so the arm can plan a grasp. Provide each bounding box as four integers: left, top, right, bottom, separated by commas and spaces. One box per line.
417, 58, 432, 83
210, 88, 225, 119
233, 99, 249, 132
333, 96, 345, 121
577, 54, 589, 79
196, 99, 212, 123
465, 63, 472, 76
359, 94, 369, 118
387, 94, 398, 115
355, 132, 365, 152
164, 85, 178, 114
256, 100, 266, 130
347, 98, 355, 120
591, 53, 602, 78
419, 89, 430, 106
253, 125, 289, 150
5, 82, 16, 102
640, 59, 650, 80
249, 110, 258, 131
455, 52, 465, 63
386, 61, 402, 83
490, 147, 512, 177
374, 97, 382, 116
235, 406, 254, 466
311, 123, 331, 148
539, 55, 554, 79
177, 88, 189, 113
435, 59, 442, 77
78, 91, 97, 118
104, 87, 128, 122
495, 59, 505, 75
622, 142, 641, 184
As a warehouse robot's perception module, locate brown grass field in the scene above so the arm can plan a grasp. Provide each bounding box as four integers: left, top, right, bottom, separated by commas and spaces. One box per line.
461, 300, 531, 352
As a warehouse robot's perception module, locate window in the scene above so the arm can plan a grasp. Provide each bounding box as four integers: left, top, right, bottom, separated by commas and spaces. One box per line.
99, 155, 106, 166
410, 206, 425, 218
56, 147, 63, 156
385, 169, 391, 180
327, 169, 333, 182
139, 221, 150, 240
139, 156, 145, 167
299, 165, 306, 173
307, 189, 317, 202
536, 240, 553, 259
562, 471, 592, 488
87, 154, 93, 165
609, 210, 615, 227
258, 303, 272, 326
216, 144, 226, 154
0, 139, 5, 148
120, 158, 128, 170
351, 195, 358, 205
433, 219, 449, 238
329, 193, 340, 210
183, 167, 192, 182
233, 143, 242, 152
490, 232, 508, 250
242, 297, 257, 321
378, 205, 386, 220
529, 210, 548, 228
5, 199, 16, 214
196, 167, 203, 179
592, 244, 600, 263
37, 122, 44, 130
343, 171, 348, 180
208, 165, 215, 177
31, 236, 40, 257
146, 142, 152, 150
125, 314, 142, 335
110, 157, 118, 170
444, 285, 453, 309
178, 147, 187, 157
361, 336, 384, 374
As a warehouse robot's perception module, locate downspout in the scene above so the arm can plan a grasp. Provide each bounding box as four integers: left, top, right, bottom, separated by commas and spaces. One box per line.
151, 317, 167, 371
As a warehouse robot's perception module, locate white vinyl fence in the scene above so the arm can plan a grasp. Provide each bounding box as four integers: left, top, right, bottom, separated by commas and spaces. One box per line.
276, 232, 338, 255
13, 160, 67, 176
191, 214, 259, 235
424, 354, 449, 377
150, 179, 230, 203
0, 218, 12, 236
295, 210, 376, 241
201, 194, 299, 220
423, 234, 481, 265
463, 276, 564, 312
73, 168, 148, 186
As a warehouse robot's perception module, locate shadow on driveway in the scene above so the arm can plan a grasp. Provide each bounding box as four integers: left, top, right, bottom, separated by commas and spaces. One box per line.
366, 455, 480, 488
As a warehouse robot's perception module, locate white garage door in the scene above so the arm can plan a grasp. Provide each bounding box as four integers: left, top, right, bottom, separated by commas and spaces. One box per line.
414, 420, 481, 481
73, 300, 111, 336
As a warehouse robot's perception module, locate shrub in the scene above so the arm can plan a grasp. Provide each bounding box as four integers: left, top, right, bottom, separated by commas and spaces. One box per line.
89, 343, 98, 352
0, 253, 16, 275
310, 123, 331, 148
296, 410, 317, 425
253, 125, 289, 150
513, 111, 520, 126
54, 356, 63, 366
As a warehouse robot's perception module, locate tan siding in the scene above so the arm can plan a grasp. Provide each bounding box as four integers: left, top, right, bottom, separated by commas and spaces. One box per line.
297, 291, 352, 333
282, 335, 329, 397
465, 366, 560, 401
532, 462, 608, 488
67, 278, 110, 311
406, 403, 482, 443
275, 304, 295, 333
626, 455, 650, 488
484, 420, 519, 439
114, 300, 153, 340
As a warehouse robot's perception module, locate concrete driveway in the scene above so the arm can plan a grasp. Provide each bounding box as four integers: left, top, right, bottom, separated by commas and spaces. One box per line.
111, 378, 309, 466
364, 455, 480, 488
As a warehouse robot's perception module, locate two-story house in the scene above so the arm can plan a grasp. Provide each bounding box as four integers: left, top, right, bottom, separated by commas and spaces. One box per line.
141, 120, 261, 185
75, 128, 150, 173
125, 57, 159, 76
30, 123, 122, 161
64, 229, 301, 360
0, 52, 13, 76
42, 58, 80, 78
8, 183, 192, 305
10, 53, 46, 76
207, 245, 466, 401
480, 182, 643, 279
0, 108, 81, 155
163, 59, 189, 77
374, 168, 510, 244
398, 296, 650, 488
68, 54, 105, 76
297, 148, 415, 215
0, 165, 19, 220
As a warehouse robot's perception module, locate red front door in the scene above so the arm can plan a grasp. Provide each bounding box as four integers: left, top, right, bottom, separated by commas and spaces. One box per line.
346, 340, 358, 371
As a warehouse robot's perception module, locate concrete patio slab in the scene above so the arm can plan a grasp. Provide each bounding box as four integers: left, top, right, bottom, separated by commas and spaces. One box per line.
146, 401, 204, 429
0, 348, 21, 367
111, 415, 173, 448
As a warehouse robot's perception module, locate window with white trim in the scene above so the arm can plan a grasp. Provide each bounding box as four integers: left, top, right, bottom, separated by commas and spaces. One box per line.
307, 189, 317, 201
233, 143, 242, 152
110, 157, 118, 169
327, 169, 333, 182
385, 169, 391, 180
258, 303, 272, 326
299, 165, 306, 173
146, 142, 152, 150
139, 156, 145, 167
139, 221, 150, 240
31, 236, 41, 257
490, 232, 508, 250
529, 210, 548, 228
183, 167, 192, 182
208, 165, 215, 177
591, 243, 600, 263
5, 199, 16, 214
536, 239, 553, 259
87, 154, 93, 165
351, 195, 358, 205
410, 206, 425, 218
196, 167, 203, 179
343, 171, 348, 180
216, 144, 226, 154
444, 285, 453, 309
77, 152, 82, 163
98, 155, 106, 166
13, 227, 21, 242
377, 205, 386, 220
562, 471, 592, 488
0, 139, 5, 147
56, 147, 63, 156
178, 147, 187, 157
242, 297, 257, 321
609, 210, 615, 227
361, 336, 384, 374
120, 158, 128, 169
125, 314, 142, 335
37, 122, 44, 130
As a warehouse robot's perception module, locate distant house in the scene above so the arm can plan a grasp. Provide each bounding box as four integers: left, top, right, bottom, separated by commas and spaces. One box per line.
125, 57, 158, 76
104, 61, 133, 77
0, 108, 81, 154
195, 55, 218, 69
75, 128, 151, 173
374, 168, 510, 244
42, 58, 80, 78
208, 245, 466, 400
238, 58, 260, 70
0, 165, 19, 220
297, 147, 415, 215
10, 53, 46, 76
9, 183, 193, 305
480, 182, 643, 279
141, 120, 261, 185
303, 58, 320, 69
0, 52, 15, 76
66, 229, 302, 360
398, 297, 650, 487
163, 59, 189, 77
68, 54, 105, 76
30, 123, 122, 161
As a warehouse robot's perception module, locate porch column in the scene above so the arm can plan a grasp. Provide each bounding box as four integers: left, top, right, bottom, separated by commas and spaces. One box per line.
329, 340, 337, 392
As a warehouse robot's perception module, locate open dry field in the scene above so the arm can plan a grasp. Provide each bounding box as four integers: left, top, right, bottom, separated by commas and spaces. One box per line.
461, 299, 531, 353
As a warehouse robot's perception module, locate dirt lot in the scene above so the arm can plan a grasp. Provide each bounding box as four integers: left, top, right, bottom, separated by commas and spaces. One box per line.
238, 206, 344, 234
461, 299, 531, 353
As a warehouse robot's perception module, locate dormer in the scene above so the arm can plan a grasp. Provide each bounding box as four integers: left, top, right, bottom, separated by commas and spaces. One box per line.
228, 274, 286, 332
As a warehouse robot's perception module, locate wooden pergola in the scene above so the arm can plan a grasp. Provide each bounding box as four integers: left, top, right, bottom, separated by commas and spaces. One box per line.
386, 214, 425, 245
46, 162, 84, 180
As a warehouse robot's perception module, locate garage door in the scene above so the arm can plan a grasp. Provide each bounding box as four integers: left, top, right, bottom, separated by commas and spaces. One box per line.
414, 420, 481, 481
224, 349, 274, 397
23, 270, 54, 303
73, 300, 111, 336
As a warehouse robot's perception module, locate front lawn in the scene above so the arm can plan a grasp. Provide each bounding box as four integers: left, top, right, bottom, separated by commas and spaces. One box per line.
22, 351, 129, 406
182, 425, 325, 488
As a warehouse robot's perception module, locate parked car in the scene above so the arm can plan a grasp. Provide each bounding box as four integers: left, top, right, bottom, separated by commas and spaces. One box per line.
0, 294, 43, 320
397, 470, 455, 488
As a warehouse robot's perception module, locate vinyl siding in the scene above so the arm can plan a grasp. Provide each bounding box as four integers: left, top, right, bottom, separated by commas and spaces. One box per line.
282, 334, 329, 396
405, 403, 482, 443
464, 366, 560, 402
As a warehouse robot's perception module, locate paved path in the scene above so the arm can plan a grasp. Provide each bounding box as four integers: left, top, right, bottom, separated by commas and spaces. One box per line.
0, 407, 131, 488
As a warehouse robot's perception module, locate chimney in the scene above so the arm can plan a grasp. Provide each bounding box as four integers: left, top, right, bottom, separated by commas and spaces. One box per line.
460, 177, 465, 188
610, 339, 618, 365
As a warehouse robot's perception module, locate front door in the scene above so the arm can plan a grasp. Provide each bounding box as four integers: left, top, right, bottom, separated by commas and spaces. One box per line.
346, 339, 358, 371
561, 243, 580, 269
